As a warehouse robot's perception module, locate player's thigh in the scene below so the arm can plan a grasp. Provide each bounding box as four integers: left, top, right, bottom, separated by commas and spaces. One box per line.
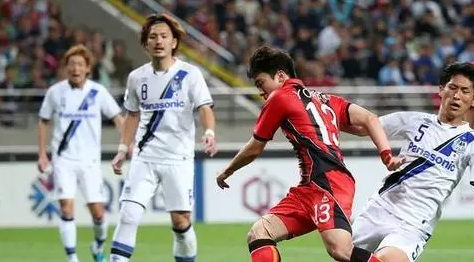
376, 229, 428, 262
159, 161, 194, 212
120, 158, 159, 208
248, 214, 289, 243
52, 158, 78, 200
268, 186, 318, 239
353, 200, 408, 253
78, 161, 105, 204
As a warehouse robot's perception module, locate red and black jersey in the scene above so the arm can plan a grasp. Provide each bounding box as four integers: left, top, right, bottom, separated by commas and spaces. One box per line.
253, 79, 353, 183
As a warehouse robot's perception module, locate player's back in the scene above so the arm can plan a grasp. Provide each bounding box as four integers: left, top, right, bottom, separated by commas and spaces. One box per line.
254, 79, 352, 181
124, 59, 213, 162
372, 111, 474, 234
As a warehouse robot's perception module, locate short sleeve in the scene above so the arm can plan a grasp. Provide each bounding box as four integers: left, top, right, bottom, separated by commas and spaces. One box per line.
101, 87, 121, 119
328, 95, 351, 128
253, 91, 288, 141
38, 88, 55, 120
123, 74, 140, 112
379, 112, 411, 139
190, 69, 213, 109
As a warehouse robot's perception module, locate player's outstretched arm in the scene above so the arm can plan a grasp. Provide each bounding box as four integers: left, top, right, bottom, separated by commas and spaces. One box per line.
112, 111, 139, 175
37, 118, 50, 173
198, 105, 217, 157
216, 137, 266, 189
347, 104, 404, 171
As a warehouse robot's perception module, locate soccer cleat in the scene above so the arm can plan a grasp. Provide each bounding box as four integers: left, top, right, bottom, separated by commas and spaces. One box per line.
90, 241, 107, 262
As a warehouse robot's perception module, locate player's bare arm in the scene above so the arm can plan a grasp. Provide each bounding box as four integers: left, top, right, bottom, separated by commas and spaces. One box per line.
198, 104, 217, 157
112, 110, 139, 175
37, 118, 51, 172
216, 137, 266, 189
112, 113, 125, 137
346, 104, 405, 171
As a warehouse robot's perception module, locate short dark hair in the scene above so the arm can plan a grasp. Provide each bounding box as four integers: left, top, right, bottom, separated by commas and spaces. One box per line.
140, 13, 186, 55
247, 45, 297, 79
439, 62, 474, 87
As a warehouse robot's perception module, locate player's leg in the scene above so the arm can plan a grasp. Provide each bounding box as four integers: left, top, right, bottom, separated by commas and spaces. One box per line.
109, 159, 158, 262
316, 171, 385, 262
247, 214, 291, 262
374, 223, 430, 262
160, 161, 197, 262
161, 162, 198, 261
54, 159, 80, 262
79, 162, 108, 262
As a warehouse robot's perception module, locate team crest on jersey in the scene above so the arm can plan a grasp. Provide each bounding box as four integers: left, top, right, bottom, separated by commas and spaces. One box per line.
452, 138, 467, 154
170, 76, 183, 93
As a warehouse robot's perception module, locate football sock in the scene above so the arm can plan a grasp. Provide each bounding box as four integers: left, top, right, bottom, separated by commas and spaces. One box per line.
93, 216, 108, 251
110, 201, 144, 262
249, 239, 281, 262
173, 224, 197, 262
59, 216, 78, 261
351, 246, 385, 262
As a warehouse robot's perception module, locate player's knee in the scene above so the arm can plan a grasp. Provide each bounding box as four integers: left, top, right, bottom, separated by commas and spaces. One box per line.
119, 201, 145, 226
247, 215, 285, 244
59, 201, 74, 218
171, 211, 191, 230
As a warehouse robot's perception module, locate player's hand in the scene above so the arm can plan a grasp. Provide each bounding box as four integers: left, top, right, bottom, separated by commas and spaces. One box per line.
202, 134, 217, 157
216, 170, 232, 189
37, 155, 50, 173
384, 155, 406, 171
112, 151, 127, 175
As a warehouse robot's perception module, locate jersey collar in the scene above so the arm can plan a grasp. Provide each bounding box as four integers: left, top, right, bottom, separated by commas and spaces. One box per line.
283, 78, 304, 87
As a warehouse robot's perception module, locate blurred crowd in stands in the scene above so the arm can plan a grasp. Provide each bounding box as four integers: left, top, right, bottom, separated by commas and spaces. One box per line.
158, 0, 474, 87
0, 0, 133, 126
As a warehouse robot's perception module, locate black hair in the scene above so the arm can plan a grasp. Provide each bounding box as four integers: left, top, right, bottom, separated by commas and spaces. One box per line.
439, 62, 474, 87
247, 45, 297, 79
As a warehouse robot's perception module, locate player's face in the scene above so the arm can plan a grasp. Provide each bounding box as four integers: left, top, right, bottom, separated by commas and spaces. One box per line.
254, 71, 286, 100
66, 55, 89, 86
439, 74, 474, 121
145, 23, 177, 59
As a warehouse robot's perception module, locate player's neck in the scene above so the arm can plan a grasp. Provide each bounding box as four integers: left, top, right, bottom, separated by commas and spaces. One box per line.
151, 56, 175, 72
438, 113, 463, 127
68, 79, 86, 89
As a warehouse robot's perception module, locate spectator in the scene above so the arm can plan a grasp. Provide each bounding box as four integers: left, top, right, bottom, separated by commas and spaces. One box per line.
111, 40, 133, 87
0, 64, 19, 126
379, 57, 404, 86
305, 60, 338, 87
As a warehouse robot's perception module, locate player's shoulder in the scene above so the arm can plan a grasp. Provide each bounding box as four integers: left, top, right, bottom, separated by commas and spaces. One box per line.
48, 79, 69, 92
385, 111, 434, 122
176, 59, 201, 73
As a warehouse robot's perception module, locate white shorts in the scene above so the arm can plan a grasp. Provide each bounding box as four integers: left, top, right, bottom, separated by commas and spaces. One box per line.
52, 158, 105, 203
352, 200, 431, 262
120, 158, 194, 212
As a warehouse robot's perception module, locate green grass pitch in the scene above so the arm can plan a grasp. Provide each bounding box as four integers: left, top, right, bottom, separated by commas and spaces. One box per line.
0, 220, 472, 261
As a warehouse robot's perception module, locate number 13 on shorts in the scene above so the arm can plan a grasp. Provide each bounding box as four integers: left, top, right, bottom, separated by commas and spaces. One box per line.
313, 203, 332, 225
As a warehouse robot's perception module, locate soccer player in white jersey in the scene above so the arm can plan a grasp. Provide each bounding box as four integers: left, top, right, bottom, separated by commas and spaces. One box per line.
109, 13, 217, 262
37, 44, 124, 262
345, 62, 474, 262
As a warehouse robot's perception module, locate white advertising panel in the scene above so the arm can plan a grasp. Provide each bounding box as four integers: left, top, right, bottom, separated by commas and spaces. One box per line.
0, 162, 171, 227
203, 157, 474, 223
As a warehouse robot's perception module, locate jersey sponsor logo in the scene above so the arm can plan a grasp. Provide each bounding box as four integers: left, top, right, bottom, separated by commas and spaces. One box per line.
407, 141, 456, 172
58, 112, 98, 119
140, 100, 185, 111
452, 138, 468, 154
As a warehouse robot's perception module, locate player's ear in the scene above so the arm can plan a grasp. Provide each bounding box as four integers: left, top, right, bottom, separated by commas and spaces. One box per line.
172, 38, 177, 50
438, 84, 444, 98
276, 70, 286, 84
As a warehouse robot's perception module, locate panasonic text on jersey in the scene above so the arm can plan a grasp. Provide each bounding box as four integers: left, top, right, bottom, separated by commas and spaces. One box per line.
407, 142, 456, 172
141, 100, 185, 110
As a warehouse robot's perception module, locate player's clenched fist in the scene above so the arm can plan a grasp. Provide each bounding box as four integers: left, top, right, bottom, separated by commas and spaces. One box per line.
111, 151, 127, 175
37, 155, 50, 173
380, 149, 406, 171
216, 171, 231, 189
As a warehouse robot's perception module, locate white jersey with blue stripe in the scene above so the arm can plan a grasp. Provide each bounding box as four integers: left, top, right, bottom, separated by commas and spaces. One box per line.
123, 59, 213, 162
39, 79, 121, 161
371, 111, 474, 234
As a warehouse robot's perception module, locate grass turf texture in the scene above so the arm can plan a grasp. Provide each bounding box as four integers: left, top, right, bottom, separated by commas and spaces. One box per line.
0, 220, 472, 261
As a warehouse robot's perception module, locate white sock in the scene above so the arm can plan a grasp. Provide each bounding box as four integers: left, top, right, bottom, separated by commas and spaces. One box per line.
93, 216, 108, 251
110, 201, 144, 262
59, 216, 78, 261
173, 225, 197, 262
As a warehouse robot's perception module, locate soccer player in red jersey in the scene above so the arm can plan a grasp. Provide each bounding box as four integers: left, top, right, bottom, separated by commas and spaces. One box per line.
216, 46, 405, 262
